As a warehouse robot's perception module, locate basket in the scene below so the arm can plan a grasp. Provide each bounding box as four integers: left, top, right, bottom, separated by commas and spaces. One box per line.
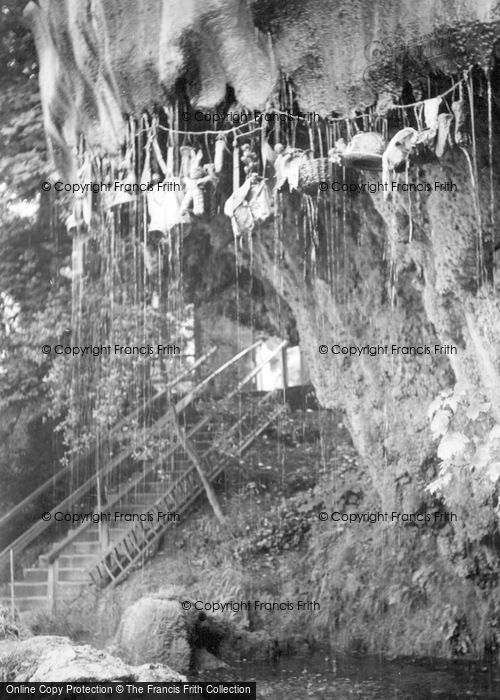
298, 156, 331, 188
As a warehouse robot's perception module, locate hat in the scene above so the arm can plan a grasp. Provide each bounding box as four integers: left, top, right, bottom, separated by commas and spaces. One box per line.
342, 132, 386, 171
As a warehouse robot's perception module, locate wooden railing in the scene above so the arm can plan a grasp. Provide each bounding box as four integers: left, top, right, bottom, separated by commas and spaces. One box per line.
0, 347, 217, 537
88, 342, 288, 588
42, 339, 277, 565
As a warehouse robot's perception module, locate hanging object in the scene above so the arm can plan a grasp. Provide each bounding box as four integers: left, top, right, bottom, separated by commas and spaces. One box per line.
241, 142, 259, 177
180, 145, 195, 178
224, 174, 272, 238
382, 127, 419, 196
179, 150, 219, 217
298, 151, 330, 187
423, 96, 441, 136
73, 154, 93, 225
147, 182, 190, 233
214, 134, 226, 174
233, 139, 240, 191
435, 113, 454, 158
273, 143, 287, 189
340, 131, 386, 171
282, 150, 302, 191
452, 83, 468, 146
328, 138, 346, 165
142, 132, 189, 232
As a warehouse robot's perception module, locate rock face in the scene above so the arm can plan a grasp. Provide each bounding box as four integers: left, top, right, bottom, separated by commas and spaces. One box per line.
24, 0, 500, 655
115, 597, 192, 673
0, 635, 185, 682
25, 1, 500, 174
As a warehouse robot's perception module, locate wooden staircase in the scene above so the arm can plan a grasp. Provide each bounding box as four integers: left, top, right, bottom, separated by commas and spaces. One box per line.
0, 340, 287, 614
89, 390, 285, 588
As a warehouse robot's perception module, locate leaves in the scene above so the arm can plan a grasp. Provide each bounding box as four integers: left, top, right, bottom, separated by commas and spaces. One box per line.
437, 431, 470, 460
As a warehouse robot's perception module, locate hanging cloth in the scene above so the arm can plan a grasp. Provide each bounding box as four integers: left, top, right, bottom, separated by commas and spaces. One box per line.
224, 178, 253, 238
451, 98, 467, 145
281, 151, 302, 191
214, 134, 226, 174
423, 97, 441, 134
273, 144, 288, 190
248, 179, 273, 221
382, 127, 419, 198
435, 113, 454, 158
73, 155, 93, 226
146, 134, 189, 232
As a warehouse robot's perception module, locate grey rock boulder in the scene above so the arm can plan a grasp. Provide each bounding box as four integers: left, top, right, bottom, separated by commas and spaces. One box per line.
0, 635, 185, 682
115, 597, 191, 672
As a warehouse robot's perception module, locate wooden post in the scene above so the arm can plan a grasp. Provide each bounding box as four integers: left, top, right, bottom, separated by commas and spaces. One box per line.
299, 347, 307, 386
47, 559, 58, 616
233, 139, 240, 191
169, 409, 226, 526
9, 549, 15, 619
281, 345, 288, 393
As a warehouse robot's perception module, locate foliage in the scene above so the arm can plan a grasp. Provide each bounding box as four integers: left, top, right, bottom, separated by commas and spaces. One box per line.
0, 201, 71, 510
0, 1, 47, 198
234, 491, 312, 559
427, 385, 500, 555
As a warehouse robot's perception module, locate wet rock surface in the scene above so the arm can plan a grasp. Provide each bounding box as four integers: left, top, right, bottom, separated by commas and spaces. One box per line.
115, 596, 192, 672
0, 635, 185, 682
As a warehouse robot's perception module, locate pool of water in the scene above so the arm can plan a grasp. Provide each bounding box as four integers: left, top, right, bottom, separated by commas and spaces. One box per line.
200, 651, 500, 699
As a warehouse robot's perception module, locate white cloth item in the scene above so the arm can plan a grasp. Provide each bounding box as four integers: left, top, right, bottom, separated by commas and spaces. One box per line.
214, 137, 225, 174
274, 153, 288, 190
423, 97, 441, 133
147, 177, 189, 232
248, 180, 272, 221
435, 113, 454, 158
382, 127, 419, 199
283, 154, 301, 191
74, 157, 92, 225
224, 179, 252, 217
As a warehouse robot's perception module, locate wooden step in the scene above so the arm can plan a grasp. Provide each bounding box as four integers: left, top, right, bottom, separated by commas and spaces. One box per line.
23, 568, 48, 583
58, 553, 100, 568
57, 567, 89, 582
68, 541, 102, 555
13, 582, 47, 597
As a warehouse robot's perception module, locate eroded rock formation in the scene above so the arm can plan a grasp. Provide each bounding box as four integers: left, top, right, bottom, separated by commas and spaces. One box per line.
25, 0, 500, 653
0, 635, 185, 682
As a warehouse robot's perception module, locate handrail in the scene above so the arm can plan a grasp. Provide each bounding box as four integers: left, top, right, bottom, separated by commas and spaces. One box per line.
0, 347, 216, 532
174, 340, 262, 413
0, 340, 263, 572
